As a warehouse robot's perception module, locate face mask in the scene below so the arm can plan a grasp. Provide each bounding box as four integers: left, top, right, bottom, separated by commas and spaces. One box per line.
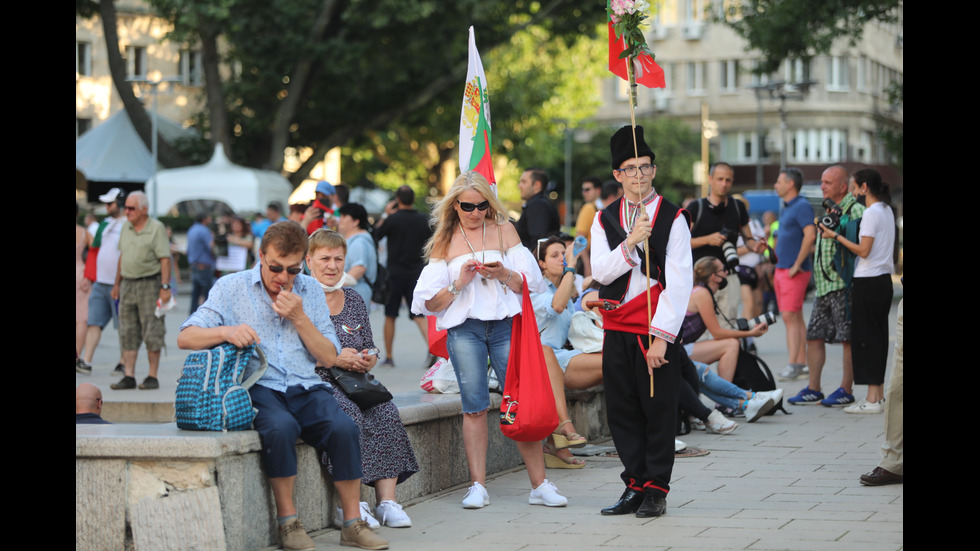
319, 272, 356, 293
715, 274, 728, 290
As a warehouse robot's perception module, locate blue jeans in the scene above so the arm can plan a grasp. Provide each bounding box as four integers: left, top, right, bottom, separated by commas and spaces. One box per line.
446, 317, 512, 413
695, 363, 748, 411
190, 265, 215, 315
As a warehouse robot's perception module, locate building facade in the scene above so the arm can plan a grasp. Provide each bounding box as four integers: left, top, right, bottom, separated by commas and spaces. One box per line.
592, 0, 903, 189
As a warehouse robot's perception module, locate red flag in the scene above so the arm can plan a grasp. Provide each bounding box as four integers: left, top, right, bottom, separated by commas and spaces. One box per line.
608, 20, 665, 89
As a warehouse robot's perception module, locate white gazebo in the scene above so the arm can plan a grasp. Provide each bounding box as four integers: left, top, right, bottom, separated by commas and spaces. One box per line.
145, 144, 293, 215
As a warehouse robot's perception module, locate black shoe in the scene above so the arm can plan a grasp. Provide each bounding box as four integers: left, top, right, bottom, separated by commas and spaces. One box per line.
600, 488, 644, 515
139, 376, 159, 390
112, 363, 125, 375
111, 376, 136, 390
635, 492, 667, 518
76, 359, 92, 375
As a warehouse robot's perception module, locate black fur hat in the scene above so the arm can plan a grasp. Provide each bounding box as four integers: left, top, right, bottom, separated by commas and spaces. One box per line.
610, 125, 656, 170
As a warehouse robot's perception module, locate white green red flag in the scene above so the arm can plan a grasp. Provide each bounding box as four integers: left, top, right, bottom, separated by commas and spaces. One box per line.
459, 26, 496, 192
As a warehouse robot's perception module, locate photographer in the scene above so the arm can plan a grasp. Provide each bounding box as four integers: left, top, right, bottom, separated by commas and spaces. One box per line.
688, 162, 765, 325
787, 165, 865, 406
817, 169, 895, 414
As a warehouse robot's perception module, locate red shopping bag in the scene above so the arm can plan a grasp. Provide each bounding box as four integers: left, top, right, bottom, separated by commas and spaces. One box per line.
427, 315, 448, 358
499, 275, 559, 442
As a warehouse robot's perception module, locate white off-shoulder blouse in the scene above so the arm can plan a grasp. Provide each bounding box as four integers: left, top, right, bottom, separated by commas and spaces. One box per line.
411, 243, 545, 331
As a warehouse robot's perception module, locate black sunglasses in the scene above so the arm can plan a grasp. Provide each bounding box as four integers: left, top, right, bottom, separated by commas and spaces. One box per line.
267, 265, 302, 275
457, 200, 490, 212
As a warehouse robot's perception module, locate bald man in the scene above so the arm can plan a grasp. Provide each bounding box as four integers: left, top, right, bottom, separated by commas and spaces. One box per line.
76, 383, 111, 424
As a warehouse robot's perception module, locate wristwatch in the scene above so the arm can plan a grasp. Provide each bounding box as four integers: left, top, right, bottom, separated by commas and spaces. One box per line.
161, 283, 171, 290
448, 281, 462, 297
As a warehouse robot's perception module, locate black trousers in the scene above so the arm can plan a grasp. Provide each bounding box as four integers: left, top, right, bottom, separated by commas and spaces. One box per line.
851, 274, 893, 385
602, 330, 680, 497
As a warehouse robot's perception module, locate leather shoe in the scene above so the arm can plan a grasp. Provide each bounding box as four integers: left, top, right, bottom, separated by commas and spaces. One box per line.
600, 488, 644, 515
635, 492, 667, 518
859, 466, 903, 486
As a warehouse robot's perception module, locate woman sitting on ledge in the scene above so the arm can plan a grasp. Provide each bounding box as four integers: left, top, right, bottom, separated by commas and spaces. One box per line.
307, 229, 419, 529
532, 235, 603, 469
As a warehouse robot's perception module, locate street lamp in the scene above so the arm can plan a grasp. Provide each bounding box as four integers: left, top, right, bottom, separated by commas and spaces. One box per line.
751, 80, 815, 174
126, 76, 181, 219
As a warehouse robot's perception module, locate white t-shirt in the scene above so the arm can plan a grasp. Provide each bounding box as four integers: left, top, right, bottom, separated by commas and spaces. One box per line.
854, 201, 895, 278
95, 216, 125, 285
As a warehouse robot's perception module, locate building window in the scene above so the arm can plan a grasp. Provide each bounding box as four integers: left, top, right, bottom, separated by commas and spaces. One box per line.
720, 60, 738, 93
77, 42, 92, 77
784, 58, 810, 84
180, 49, 203, 86
791, 128, 847, 163
826, 56, 848, 92
720, 131, 768, 163
686, 62, 706, 96
125, 45, 147, 78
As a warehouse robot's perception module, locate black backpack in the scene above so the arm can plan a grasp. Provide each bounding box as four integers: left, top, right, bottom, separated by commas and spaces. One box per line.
732, 348, 789, 416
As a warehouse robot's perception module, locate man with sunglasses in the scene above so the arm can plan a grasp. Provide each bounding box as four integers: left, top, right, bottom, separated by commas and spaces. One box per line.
590, 126, 692, 519
516, 168, 561, 252
110, 191, 171, 391
179, 221, 389, 551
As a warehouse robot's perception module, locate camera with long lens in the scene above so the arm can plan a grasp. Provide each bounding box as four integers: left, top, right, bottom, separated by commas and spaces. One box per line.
736, 310, 778, 331
719, 228, 739, 271
820, 199, 843, 230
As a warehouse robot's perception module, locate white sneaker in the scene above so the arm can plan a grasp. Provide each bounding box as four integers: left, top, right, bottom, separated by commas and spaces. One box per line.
528, 479, 568, 507
375, 500, 412, 528
844, 399, 884, 414
334, 501, 380, 529
689, 415, 706, 431
744, 391, 778, 422
462, 482, 490, 509
777, 364, 807, 381
705, 409, 738, 434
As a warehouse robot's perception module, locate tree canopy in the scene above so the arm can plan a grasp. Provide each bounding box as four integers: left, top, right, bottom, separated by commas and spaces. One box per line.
139, 0, 606, 187
721, 0, 902, 74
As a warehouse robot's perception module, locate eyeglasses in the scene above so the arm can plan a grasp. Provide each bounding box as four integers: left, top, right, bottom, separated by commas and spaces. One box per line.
457, 200, 490, 212
267, 265, 302, 275
123, 205, 139, 212
615, 164, 655, 177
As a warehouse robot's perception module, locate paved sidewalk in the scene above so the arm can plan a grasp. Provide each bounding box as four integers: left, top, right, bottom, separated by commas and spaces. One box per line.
77, 285, 903, 550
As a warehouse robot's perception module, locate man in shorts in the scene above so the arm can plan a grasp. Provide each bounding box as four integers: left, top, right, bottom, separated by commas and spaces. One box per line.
374, 185, 432, 366
788, 165, 865, 405
78, 188, 126, 375
772, 168, 815, 380
110, 191, 171, 390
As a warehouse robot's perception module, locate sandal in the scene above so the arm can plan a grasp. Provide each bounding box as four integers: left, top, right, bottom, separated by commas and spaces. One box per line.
543, 441, 585, 469
552, 419, 587, 449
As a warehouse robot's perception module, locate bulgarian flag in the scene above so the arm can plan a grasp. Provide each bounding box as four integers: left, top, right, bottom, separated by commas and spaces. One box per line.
458, 26, 496, 193
608, 1, 665, 88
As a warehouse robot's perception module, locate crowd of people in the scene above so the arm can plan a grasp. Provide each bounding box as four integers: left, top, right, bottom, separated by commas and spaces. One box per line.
77, 133, 901, 549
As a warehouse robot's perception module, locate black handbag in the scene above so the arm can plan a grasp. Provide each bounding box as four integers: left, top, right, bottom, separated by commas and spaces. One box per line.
328, 367, 393, 409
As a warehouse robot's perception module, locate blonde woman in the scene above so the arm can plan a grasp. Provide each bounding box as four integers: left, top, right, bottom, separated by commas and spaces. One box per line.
412, 172, 567, 509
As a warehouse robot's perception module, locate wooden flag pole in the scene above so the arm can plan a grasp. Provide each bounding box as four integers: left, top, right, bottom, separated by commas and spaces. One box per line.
626, 55, 654, 398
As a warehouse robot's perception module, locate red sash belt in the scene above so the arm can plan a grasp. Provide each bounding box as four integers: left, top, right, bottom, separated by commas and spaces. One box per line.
600, 285, 662, 335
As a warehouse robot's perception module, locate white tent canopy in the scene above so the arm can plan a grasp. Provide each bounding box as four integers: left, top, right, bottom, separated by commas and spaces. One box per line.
145, 144, 292, 215
75, 109, 192, 183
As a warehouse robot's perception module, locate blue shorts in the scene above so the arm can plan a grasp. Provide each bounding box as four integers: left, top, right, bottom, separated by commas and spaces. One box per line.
87, 282, 118, 329
446, 317, 512, 414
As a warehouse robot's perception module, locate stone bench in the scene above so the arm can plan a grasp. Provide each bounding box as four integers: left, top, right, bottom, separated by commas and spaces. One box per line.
76, 387, 607, 550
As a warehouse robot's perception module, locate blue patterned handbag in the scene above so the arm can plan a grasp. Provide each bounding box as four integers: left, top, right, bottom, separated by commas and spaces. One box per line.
175, 343, 267, 431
